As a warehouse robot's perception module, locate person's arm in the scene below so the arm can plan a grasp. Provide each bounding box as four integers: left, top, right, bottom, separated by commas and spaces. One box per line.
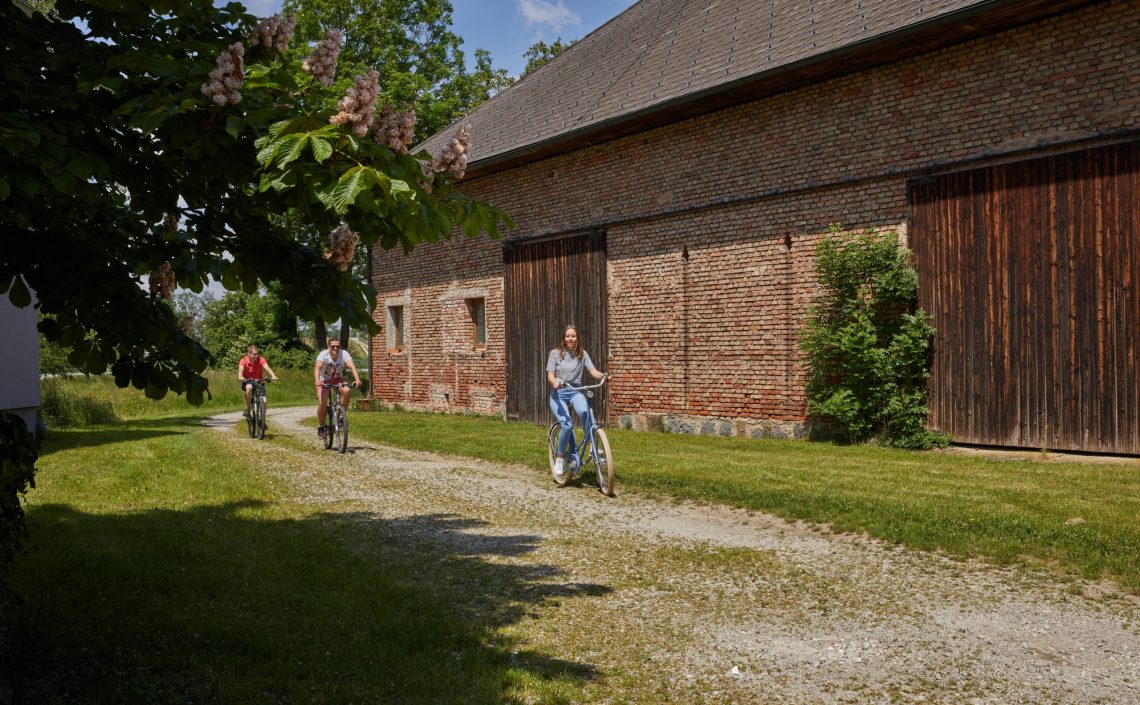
548, 369, 561, 389
589, 367, 606, 381
237, 359, 244, 382
314, 358, 323, 388
263, 362, 278, 381
345, 357, 361, 386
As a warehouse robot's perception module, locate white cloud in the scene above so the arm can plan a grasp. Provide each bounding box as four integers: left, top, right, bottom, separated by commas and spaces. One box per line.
517, 0, 581, 33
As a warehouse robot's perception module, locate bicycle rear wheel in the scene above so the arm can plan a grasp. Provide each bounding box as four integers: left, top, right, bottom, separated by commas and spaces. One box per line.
591, 427, 614, 496
255, 397, 266, 439
547, 422, 570, 486
336, 405, 348, 453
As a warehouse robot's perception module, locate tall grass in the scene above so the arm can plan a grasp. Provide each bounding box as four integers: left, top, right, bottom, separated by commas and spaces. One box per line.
40, 370, 315, 427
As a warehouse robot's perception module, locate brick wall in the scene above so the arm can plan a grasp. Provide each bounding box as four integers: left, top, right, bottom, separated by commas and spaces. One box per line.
371, 0, 1140, 431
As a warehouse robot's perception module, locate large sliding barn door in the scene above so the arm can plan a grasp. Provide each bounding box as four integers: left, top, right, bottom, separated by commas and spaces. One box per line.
503, 231, 608, 425
911, 141, 1140, 453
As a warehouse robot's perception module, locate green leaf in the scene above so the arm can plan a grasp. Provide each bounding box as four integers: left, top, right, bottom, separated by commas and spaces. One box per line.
317, 166, 369, 214
37, 317, 61, 340
111, 360, 131, 388
186, 375, 208, 405
144, 379, 168, 400
256, 141, 280, 167
276, 134, 308, 167
0, 179, 9, 201
7, 275, 31, 307
269, 172, 297, 191
310, 137, 332, 163
225, 116, 242, 139
131, 363, 149, 391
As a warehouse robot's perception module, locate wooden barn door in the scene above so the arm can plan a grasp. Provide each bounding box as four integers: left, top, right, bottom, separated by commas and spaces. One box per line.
503, 231, 608, 425
910, 141, 1140, 453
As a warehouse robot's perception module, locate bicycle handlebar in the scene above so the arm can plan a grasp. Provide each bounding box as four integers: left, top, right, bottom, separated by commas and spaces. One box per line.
319, 381, 358, 388
563, 373, 608, 391
241, 378, 272, 383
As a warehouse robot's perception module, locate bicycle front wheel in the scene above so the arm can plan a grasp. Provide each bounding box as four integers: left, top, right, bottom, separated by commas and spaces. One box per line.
336, 405, 349, 453
246, 407, 256, 438
255, 397, 267, 440
323, 410, 334, 449
548, 422, 569, 486
591, 427, 614, 496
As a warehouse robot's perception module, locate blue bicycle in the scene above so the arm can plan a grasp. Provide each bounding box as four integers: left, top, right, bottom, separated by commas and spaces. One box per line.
547, 375, 614, 496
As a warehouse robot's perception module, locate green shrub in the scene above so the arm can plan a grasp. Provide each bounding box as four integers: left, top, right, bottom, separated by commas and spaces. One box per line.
800, 225, 951, 449
0, 412, 38, 660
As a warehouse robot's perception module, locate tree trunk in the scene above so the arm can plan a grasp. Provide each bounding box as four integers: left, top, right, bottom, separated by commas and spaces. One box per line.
315, 317, 328, 350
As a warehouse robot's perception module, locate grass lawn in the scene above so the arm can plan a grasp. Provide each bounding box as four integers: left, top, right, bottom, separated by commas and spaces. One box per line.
9, 379, 1140, 703
39, 369, 316, 426
10, 417, 579, 705
347, 409, 1140, 593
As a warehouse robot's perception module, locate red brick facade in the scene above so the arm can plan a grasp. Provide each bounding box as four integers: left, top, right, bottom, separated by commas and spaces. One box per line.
370, 1, 1140, 435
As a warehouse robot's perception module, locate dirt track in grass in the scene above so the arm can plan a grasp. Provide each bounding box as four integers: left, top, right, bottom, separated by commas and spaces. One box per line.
209, 408, 1140, 705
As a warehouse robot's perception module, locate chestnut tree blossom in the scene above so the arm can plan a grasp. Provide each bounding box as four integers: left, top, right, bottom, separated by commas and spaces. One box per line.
330, 70, 380, 137
302, 28, 344, 86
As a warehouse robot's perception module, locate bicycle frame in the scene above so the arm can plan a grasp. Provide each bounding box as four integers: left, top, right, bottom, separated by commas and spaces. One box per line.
320, 382, 351, 453
548, 375, 613, 495
241, 378, 270, 439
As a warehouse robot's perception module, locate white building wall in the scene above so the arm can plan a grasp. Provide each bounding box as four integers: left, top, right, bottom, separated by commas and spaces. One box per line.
0, 281, 40, 430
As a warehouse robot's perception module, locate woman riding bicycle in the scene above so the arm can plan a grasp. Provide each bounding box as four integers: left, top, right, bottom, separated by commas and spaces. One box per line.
546, 324, 606, 482
314, 339, 361, 439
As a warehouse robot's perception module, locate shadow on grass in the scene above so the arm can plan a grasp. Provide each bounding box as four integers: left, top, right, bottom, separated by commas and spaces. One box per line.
9, 501, 608, 705
38, 417, 202, 453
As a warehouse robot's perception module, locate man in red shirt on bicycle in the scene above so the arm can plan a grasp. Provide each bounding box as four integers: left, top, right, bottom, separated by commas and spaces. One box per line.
238, 345, 279, 418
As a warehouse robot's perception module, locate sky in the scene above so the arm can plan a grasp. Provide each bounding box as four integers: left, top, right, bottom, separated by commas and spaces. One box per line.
237, 0, 638, 78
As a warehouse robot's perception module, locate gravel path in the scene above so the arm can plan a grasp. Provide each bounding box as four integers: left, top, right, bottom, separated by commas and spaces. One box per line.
209, 407, 1140, 704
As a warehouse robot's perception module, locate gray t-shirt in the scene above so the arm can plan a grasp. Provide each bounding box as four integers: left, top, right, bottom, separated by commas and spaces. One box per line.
546, 349, 595, 387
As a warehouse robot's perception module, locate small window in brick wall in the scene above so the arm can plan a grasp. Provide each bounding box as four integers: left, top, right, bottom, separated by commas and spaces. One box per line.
467, 297, 486, 350
387, 305, 405, 353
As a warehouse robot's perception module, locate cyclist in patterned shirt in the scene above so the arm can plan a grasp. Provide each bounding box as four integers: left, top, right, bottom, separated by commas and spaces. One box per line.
238, 345, 279, 419
314, 339, 361, 438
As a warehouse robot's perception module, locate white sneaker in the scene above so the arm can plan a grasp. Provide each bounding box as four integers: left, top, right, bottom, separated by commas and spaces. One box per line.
553, 456, 565, 481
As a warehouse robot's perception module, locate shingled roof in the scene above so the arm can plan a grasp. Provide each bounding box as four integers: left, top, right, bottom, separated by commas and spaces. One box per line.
422, 0, 1098, 176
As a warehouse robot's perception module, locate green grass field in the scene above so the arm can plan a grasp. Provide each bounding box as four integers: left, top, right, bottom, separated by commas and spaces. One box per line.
346, 409, 1140, 593
39, 369, 316, 426
7, 378, 1140, 703
11, 416, 573, 705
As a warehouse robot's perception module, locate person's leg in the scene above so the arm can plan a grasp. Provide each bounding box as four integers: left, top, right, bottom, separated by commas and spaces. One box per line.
243, 382, 253, 414
317, 386, 329, 430
548, 390, 574, 457
339, 383, 351, 409
567, 392, 590, 463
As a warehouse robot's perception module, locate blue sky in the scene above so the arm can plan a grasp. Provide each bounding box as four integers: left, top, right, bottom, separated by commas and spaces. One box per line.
238, 0, 637, 77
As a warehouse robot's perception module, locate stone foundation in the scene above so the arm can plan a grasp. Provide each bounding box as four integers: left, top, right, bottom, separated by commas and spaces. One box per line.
617, 413, 807, 440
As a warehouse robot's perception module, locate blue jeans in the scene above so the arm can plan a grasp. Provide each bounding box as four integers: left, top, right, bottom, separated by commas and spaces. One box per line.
549, 387, 590, 459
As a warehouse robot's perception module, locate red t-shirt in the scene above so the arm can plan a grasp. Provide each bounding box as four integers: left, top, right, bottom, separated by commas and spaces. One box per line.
239, 355, 267, 380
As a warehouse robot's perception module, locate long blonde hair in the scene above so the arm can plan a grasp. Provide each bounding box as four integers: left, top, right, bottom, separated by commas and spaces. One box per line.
554, 324, 584, 360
